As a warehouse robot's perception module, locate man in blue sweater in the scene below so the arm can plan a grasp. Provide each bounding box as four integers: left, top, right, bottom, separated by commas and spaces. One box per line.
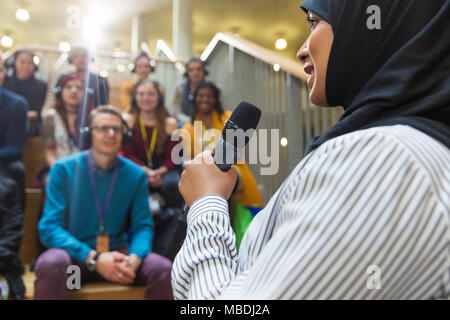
35, 105, 173, 300
0, 58, 28, 209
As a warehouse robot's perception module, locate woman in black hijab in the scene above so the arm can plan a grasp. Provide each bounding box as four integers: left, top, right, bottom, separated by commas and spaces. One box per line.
299, 0, 449, 153
171, 0, 450, 299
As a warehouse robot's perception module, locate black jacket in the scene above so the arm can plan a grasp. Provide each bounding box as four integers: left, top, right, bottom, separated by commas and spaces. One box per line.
3, 74, 47, 120
0, 171, 25, 299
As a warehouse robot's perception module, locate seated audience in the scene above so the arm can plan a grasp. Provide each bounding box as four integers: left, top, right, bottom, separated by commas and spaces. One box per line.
0, 57, 28, 209
3, 49, 47, 136
121, 80, 183, 257
120, 52, 155, 113
35, 106, 173, 300
173, 57, 208, 123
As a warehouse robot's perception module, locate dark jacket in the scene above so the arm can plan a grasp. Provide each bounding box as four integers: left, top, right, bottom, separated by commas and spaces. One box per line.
0, 172, 25, 299
3, 74, 47, 120
0, 88, 28, 164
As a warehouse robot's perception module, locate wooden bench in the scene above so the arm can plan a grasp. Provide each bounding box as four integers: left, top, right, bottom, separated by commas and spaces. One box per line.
22, 266, 146, 300
22, 136, 46, 188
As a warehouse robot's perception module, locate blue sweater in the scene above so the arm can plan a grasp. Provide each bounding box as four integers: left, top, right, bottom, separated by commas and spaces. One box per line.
38, 151, 153, 262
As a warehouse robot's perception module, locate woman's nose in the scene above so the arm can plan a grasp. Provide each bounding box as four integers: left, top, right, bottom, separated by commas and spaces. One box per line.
297, 42, 309, 64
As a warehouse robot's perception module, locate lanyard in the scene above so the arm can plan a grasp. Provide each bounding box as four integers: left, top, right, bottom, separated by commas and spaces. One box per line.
139, 116, 158, 167
84, 152, 119, 232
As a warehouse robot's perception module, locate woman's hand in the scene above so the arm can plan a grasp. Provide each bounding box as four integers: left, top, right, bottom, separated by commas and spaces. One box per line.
178, 150, 237, 207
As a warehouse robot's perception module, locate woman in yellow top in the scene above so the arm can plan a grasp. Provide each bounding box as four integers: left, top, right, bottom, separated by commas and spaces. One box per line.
120, 52, 155, 112
181, 81, 264, 212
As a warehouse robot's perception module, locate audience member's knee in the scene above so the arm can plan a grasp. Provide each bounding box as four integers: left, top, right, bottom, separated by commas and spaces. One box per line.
6, 161, 25, 180
146, 253, 172, 274
35, 249, 71, 273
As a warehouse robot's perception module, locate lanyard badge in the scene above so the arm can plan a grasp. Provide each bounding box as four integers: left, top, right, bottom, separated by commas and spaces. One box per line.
85, 152, 119, 253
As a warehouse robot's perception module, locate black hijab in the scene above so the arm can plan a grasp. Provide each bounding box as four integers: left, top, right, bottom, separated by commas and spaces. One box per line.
300, 0, 450, 155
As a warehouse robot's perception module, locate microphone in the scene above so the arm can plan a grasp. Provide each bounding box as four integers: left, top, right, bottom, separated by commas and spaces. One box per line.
166, 101, 262, 261
213, 101, 262, 171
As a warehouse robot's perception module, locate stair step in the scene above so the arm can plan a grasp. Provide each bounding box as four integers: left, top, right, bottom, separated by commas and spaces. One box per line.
22, 265, 146, 300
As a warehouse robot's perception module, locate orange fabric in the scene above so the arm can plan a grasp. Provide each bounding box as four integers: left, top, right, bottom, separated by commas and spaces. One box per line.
182, 110, 264, 207
120, 81, 136, 112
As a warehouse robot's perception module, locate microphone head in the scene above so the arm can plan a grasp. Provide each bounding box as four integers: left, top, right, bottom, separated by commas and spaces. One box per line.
228, 101, 262, 131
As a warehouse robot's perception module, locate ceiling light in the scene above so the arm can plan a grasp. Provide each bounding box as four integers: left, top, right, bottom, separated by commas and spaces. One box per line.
1, 35, 13, 48
116, 64, 126, 72
15, 9, 30, 22
273, 64, 280, 72
275, 38, 287, 50
59, 41, 71, 52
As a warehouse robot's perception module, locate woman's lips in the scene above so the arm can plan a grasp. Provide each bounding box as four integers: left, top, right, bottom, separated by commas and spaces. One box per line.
304, 64, 314, 75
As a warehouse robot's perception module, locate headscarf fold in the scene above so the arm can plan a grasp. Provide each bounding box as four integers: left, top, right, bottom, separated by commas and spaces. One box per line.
300, 0, 450, 154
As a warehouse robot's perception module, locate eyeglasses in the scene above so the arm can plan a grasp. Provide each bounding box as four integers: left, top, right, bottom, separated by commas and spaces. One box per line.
91, 126, 122, 134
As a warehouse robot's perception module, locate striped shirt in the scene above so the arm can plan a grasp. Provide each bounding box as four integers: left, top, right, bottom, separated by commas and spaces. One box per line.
171, 125, 450, 299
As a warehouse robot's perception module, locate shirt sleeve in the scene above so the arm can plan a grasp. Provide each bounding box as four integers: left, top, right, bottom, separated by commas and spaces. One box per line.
38, 162, 93, 262
171, 194, 238, 300
36, 81, 47, 117
128, 172, 154, 259
0, 96, 28, 163
171, 129, 448, 299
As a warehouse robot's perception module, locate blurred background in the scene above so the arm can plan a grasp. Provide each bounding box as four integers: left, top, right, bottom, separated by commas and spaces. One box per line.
1, 0, 342, 202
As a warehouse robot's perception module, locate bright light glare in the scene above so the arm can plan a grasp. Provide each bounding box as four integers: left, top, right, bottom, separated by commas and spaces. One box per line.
82, 17, 102, 45
116, 64, 126, 72
273, 64, 280, 72
275, 38, 287, 50
33, 56, 40, 65
59, 41, 71, 52
16, 9, 30, 22
280, 137, 288, 147
1, 35, 13, 48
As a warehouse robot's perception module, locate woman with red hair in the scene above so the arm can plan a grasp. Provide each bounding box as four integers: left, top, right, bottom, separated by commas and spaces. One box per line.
41, 72, 93, 170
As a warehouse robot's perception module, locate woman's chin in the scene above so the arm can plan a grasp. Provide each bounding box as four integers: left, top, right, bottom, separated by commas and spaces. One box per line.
309, 90, 328, 107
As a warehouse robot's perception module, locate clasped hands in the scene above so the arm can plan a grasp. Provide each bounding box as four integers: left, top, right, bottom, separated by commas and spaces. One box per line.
142, 166, 167, 188
90, 251, 141, 285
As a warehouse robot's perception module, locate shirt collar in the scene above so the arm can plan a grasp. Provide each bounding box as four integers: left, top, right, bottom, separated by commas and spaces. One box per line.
87, 150, 119, 174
